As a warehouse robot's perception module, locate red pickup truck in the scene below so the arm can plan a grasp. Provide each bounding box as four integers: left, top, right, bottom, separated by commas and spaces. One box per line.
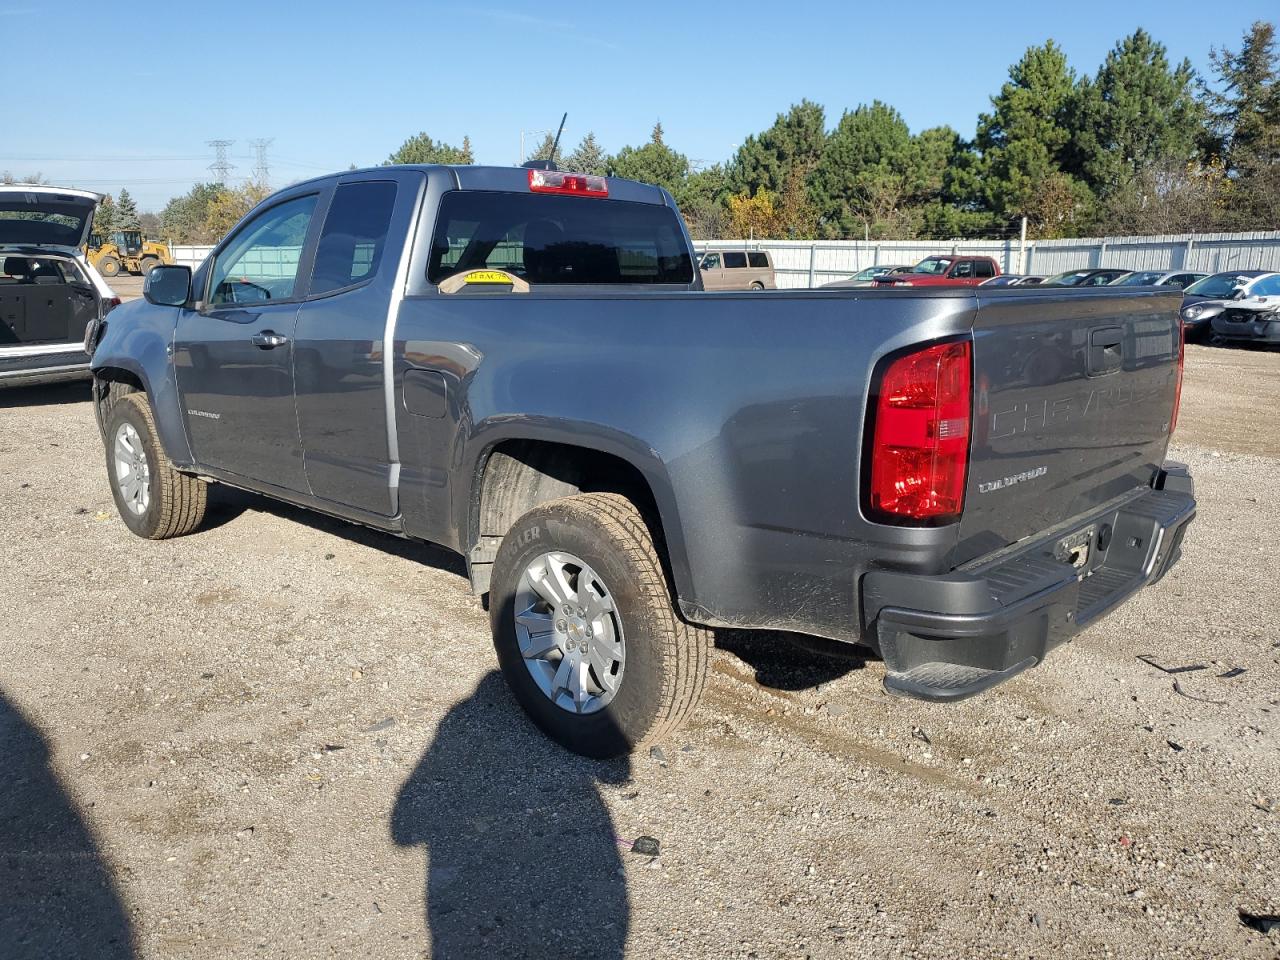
872, 255, 1000, 287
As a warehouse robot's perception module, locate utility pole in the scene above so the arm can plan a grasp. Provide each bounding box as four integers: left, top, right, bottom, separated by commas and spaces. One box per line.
206, 139, 235, 184
1018, 216, 1028, 274
249, 138, 274, 189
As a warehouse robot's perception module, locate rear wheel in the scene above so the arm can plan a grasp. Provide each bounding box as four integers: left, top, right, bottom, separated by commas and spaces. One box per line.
750, 281, 764, 291
98, 255, 121, 278
104, 393, 207, 539
139, 257, 160, 276
490, 493, 711, 757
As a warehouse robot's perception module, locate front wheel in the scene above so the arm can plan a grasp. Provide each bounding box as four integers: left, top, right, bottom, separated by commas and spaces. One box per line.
97, 255, 121, 278
104, 393, 207, 539
490, 493, 711, 757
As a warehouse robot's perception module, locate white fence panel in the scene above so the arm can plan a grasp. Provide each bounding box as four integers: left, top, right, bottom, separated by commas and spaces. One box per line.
170, 245, 214, 269
697, 230, 1280, 289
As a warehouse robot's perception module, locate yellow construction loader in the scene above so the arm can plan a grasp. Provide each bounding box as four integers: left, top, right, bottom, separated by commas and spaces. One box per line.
86, 230, 173, 277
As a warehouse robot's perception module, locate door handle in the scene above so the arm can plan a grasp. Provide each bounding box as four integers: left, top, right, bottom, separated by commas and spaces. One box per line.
251, 331, 289, 349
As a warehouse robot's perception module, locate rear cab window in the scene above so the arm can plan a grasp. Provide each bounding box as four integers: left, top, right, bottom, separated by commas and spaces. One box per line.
427, 191, 693, 286
309, 181, 398, 296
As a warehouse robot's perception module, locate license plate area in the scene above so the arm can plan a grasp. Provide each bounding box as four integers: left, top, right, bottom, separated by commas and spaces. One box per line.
1055, 524, 1097, 572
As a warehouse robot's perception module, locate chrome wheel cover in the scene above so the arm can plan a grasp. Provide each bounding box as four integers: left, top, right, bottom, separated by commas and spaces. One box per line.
514, 551, 625, 714
113, 422, 151, 515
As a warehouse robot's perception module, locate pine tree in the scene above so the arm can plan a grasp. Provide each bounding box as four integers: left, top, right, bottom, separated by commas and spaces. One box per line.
385, 133, 474, 165
563, 133, 609, 175
608, 124, 689, 194
972, 41, 1089, 235
1203, 20, 1280, 168
116, 188, 141, 230
1069, 30, 1203, 194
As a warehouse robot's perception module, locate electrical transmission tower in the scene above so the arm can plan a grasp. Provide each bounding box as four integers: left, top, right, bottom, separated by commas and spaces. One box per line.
249, 138, 274, 188
206, 139, 235, 184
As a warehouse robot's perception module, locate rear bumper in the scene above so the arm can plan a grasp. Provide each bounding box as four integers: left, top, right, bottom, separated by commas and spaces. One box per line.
861, 464, 1195, 702
1211, 315, 1280, 343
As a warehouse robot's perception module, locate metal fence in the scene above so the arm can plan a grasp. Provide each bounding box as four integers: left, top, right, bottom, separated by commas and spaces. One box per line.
173, 229, 1280, 288
696, 231, 1280, 289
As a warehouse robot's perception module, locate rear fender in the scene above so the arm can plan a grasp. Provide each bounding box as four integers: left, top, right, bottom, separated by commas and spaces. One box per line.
459, 418, 694, 604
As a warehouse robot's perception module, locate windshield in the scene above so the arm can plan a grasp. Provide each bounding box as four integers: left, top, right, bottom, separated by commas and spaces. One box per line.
1044, 270, 1094, 286
1112, 271, 1163, 286
428, 191, 694, 285
907, 256, 952, 275
1185, 272, 1263, 298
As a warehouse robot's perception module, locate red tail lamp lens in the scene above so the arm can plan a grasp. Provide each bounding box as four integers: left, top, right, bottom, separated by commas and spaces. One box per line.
868, 340, 972, 522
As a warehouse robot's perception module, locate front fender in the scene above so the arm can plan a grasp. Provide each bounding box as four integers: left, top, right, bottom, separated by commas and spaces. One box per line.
90, 300, 192, 466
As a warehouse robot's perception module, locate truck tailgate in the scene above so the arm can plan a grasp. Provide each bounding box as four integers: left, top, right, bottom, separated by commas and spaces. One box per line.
956, 288, 1183, 562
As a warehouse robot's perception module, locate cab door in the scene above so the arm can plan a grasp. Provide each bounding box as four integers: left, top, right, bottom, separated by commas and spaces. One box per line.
174, 191, 322, 493
293, 175, 414, 516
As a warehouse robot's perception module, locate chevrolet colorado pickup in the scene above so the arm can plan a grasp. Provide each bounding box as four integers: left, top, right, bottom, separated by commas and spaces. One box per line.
87, 164, 1195, 757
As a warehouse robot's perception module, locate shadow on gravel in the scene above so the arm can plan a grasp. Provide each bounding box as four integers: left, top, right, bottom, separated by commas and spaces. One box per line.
0, 380, 92, 409
392, 672, 630, 959
201, 484, 469, 577
0, 690, 136, 959
716, 629, 874, 691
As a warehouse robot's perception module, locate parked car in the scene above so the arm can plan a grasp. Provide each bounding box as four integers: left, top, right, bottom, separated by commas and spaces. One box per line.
1180, 270, 1273, 341
1041, 268, 1130, 287
979, 275, 1044, 287
871, 255, 1000, 287
87, 163, 1194, 757
0, 185, 119, 387
1109, 270, 1206, 289
698, 249, 775, 290
1208, 285, 1280, 346
823, 264, 912, 288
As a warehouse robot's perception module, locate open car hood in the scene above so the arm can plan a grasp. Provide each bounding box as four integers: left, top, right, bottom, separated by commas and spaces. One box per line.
0, 185, 100, 249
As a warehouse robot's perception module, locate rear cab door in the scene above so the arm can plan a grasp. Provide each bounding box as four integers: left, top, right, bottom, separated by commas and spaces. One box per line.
292, 169, 424, 516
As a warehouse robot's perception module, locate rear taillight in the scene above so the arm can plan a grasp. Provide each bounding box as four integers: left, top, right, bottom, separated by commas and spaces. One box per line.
528, 168, 608, 197
1171, 321, 1185, 433
867, 340, 972, 523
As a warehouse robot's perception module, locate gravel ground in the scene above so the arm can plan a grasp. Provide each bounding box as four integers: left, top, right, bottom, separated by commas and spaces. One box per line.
1, 347, 1277, 960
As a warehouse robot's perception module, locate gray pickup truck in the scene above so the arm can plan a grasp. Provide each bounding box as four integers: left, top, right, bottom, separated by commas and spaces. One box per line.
87, 163, 1195, 757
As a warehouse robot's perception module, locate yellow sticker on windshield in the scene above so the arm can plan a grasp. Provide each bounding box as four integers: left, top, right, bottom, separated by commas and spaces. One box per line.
464, 270, 514, 284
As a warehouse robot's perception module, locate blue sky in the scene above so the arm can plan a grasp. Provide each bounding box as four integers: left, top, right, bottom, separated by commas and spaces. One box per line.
0, 0, 1273, 211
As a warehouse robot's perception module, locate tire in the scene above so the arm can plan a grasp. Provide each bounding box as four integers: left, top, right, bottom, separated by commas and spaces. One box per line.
103, 393, 207, 539
98, 255, 121, 278
750, 281, 764, 291
139, 257, 160, 277
490, 492, 711, 757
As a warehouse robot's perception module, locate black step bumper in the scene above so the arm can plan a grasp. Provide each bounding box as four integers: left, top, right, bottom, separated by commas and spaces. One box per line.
862, 465, 1195, 702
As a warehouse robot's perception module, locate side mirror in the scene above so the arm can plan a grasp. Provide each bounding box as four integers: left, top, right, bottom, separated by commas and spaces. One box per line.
144, 265, 192, 306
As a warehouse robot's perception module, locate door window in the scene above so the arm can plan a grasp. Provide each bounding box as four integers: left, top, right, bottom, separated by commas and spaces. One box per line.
309, 181, 398, 296
747, 252, 769, 268
700, 253, 721, 270
208, 194, 318, 306
952, 260, 974, 278
723, 252, 747, 268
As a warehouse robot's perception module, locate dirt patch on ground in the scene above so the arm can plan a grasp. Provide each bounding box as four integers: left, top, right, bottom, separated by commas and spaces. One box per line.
0, 349, 1277, 958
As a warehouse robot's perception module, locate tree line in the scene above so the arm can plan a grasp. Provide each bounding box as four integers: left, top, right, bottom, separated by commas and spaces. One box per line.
389, 20, 1280, 241
92, 18, 1280, 244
